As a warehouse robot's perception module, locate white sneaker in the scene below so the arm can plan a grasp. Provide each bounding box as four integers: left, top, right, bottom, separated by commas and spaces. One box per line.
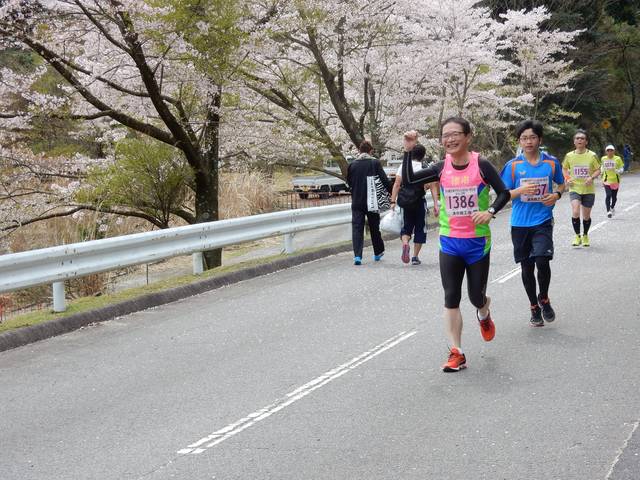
607, 212, 612, 218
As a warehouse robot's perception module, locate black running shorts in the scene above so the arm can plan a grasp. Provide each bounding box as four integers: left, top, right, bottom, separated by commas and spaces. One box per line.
569, 191, 595, 208
510, 218, 554, 263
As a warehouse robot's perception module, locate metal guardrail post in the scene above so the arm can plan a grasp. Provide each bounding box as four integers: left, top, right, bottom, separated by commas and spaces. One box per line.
284, 233, 295, 254
192, 252, 204, 275
52, 281, 66, 312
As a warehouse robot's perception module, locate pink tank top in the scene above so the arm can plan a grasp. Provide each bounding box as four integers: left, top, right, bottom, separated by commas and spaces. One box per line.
439, 151, 488, 238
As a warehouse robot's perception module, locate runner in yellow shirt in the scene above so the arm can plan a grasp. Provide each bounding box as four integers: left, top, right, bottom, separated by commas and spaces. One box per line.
562, 129, 601, 247
600, 144, 624, 218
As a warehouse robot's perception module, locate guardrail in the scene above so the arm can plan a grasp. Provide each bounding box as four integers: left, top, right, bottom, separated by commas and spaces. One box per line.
0, 203, 355, 312
0, 197, 439, 313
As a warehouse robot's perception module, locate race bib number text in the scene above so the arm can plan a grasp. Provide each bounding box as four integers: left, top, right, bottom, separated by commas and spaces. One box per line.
520, 177, 548, 202
572, 166, 590, 178
444, 186, 479, 216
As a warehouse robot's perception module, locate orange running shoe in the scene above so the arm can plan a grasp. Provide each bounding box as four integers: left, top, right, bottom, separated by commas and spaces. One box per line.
442, 347, 466, 372
477, 310, 495, 341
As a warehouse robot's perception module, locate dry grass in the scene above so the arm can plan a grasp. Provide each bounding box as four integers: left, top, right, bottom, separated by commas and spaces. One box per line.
271, 169, 294, 192
219, 169, 278, 219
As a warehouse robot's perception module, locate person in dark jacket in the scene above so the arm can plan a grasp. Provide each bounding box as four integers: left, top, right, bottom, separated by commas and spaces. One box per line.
346, 140, 392, 265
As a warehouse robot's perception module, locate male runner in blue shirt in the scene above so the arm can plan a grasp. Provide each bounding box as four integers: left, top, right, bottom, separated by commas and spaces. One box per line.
501, 120, 565, 327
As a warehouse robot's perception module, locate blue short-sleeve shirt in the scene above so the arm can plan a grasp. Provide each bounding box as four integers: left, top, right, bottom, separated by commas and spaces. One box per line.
501, 152, 565, 227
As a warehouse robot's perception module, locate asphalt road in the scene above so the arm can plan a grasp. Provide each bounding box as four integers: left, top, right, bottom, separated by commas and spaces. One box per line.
1, 174, 639, 480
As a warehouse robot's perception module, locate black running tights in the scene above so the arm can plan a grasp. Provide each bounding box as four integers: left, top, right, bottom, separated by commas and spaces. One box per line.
440, 251, 490, 309
604, 185, 618, 212
521, 257, 551, 306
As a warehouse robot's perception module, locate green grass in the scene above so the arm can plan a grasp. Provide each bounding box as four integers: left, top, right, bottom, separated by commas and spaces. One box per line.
0, 240, 352, 335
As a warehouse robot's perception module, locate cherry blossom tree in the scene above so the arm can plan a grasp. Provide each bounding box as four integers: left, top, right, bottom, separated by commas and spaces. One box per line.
0, 0, 248, 268
0, 0, 584, 259
499, 7, 582, 119
389, 1, 582, 157
239, 1, 582, 165
238, 0, 409, 175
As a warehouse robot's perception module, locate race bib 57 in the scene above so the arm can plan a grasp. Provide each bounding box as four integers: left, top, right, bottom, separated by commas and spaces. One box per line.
520, 177, 548, 203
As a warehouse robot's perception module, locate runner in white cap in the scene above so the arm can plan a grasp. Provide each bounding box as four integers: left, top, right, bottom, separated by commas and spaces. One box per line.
600, 144, 624, 218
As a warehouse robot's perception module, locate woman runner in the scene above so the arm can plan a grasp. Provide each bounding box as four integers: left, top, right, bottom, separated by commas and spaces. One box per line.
600, 145, 624, 218
402, 117, 510, 372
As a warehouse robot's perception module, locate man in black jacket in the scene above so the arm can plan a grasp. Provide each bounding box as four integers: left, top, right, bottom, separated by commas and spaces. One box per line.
346, 140, 392, 265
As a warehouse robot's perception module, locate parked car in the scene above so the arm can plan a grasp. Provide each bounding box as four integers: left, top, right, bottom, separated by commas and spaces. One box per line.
291, 173, 348, 199
291, 161, 398, 200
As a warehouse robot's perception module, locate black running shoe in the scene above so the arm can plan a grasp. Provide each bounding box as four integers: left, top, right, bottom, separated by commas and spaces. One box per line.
538, 294, 556, 323
530, 305, 544, 327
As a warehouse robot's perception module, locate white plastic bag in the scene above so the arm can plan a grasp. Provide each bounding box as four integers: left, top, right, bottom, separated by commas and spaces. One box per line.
380, 207, 403, 234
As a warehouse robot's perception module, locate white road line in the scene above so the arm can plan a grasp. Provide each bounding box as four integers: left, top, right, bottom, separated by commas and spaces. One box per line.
177, 330, 418, 456
492, 197, 636, 285
491, 197, 638, 285
491, 266, 521, 284
589, 220, 608, 233
605, 420, 640, 479
588, 202, 638, 233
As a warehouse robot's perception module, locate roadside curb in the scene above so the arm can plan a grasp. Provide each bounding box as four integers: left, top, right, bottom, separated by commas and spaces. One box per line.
0, 227, 424, 353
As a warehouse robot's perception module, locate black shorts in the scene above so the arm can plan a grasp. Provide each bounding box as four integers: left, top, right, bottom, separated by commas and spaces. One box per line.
400, 199, 427, 243
511, 218, 554, 263
569, 192, 595, 208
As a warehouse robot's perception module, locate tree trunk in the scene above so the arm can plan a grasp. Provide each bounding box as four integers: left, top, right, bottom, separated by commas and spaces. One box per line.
197, 86, 223, 269
367, 83, 382, 154
194, 170, 221, 269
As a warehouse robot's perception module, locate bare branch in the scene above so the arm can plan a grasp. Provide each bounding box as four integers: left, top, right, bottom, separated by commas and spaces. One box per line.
0, 206, 86, 232
72, 0, 131, 53
169, 208, 196, 225
73, 203, 167, 228
54, 54, 181, 105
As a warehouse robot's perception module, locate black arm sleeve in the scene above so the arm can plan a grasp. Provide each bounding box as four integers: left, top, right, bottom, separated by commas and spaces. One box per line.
402, 151, 443, 185
479, 159, 510, 213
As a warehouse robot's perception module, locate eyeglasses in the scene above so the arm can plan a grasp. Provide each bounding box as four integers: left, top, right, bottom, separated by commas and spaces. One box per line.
519, 135, 539, 142
441, 131, 466, 140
